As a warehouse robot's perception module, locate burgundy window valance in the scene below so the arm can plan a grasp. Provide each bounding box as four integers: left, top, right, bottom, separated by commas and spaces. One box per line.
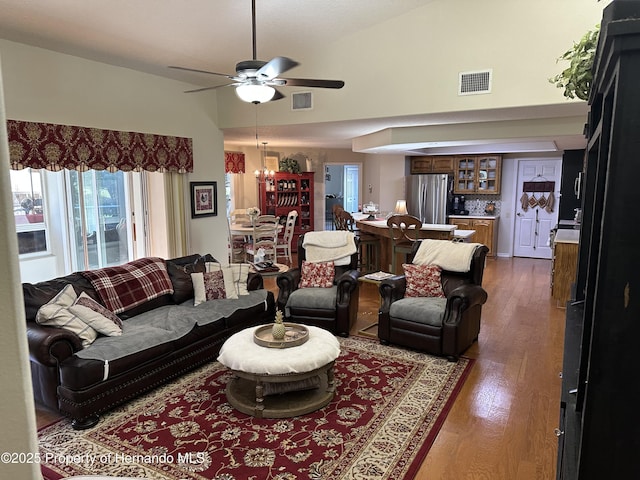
6, 120, 193, 173
224, 151, 245, 174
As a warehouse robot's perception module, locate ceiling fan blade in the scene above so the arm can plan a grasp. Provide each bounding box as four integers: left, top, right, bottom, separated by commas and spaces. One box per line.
271, 89, 286, 101
256, 57, 299, 80
280, 78, 345, 89
169, 65, 235, 80
183, 84, 236, 94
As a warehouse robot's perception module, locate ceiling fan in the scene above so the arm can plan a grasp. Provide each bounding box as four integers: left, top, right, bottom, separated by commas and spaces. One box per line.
169, 0, 345, 104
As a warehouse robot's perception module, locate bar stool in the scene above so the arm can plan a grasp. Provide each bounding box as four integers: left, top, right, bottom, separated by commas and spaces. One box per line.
387, 214, 422, 273
336, 210, 380, 274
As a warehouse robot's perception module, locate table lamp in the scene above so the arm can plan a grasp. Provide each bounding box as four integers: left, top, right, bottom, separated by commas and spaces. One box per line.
394, 200, 408, 215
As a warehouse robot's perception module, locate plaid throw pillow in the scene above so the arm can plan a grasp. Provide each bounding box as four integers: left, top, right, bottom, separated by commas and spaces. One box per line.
81, 257, 174, 314
403, 263, 445, 298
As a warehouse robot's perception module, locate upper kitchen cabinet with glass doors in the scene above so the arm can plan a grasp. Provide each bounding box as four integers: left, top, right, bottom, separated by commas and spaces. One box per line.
453, 155, 502, 194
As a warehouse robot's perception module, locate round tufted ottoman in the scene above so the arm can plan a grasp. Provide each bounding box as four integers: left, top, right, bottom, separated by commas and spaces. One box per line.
218, 325, 340, 418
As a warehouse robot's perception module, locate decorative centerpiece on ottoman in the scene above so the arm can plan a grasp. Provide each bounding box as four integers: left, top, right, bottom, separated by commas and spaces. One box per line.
218, 324, 340, 418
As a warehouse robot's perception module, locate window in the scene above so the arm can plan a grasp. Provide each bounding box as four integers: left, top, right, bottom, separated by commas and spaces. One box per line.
10, 168, 48, 255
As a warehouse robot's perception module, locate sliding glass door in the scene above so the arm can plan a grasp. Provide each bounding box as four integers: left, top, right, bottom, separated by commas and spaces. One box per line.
66, 170, 133, 270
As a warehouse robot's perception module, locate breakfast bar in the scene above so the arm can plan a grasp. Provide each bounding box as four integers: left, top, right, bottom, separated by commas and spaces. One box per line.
355, 218, 457, 273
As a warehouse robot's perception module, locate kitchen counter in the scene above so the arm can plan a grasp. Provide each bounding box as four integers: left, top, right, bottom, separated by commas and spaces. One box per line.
358, 219, 456, 232
554, 230, 580, 244
355, 219, 455, 273
449, 214, 499, 220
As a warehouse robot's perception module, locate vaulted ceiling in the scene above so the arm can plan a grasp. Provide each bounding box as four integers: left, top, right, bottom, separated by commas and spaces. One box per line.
0, 0, 597, 154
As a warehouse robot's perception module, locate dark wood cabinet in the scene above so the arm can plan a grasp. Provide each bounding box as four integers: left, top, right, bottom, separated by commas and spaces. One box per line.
259, 172, 314, 252
556, 2, 640, 478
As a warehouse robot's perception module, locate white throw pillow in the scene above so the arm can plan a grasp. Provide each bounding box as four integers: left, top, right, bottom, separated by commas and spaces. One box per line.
35, 284, 98, 348
68, 292, 123, 337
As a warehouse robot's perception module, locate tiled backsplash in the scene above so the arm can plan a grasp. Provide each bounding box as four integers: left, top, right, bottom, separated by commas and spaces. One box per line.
463, 195, 502, 216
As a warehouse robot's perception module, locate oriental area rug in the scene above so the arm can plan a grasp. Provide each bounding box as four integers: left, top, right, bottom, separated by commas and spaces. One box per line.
39, 336, 473, 480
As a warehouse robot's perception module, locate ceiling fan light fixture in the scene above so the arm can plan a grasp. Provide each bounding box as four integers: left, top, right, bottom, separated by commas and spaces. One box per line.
235, 84, 275, 103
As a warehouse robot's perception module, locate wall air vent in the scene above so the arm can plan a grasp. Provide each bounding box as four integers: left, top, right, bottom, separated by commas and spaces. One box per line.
292, 91, 313, 110
458, 69, 492, 95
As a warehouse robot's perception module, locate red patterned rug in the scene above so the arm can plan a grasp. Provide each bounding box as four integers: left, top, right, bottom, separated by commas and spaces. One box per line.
39, 336, 473, 480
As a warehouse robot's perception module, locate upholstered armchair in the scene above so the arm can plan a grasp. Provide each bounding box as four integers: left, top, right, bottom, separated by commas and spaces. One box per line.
276, 232, 360, 337
378, 239, 489, 360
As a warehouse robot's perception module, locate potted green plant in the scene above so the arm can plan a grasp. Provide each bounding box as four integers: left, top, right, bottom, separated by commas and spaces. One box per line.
279, 157, 301, 173
549, 25, 600, 100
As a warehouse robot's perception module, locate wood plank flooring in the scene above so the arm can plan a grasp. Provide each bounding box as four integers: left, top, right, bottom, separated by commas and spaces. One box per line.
35, 256, 564, 479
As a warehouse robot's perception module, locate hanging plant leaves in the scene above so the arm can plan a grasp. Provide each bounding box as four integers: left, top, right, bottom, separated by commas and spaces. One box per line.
549, 25, 600, 101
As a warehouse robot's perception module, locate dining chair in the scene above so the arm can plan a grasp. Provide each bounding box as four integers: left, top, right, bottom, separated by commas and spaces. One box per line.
332, 204, 344, 230
245, 215, 279, 262
387, 214, 422, 273
335, 209, 380, 273
276, 210, 298, 264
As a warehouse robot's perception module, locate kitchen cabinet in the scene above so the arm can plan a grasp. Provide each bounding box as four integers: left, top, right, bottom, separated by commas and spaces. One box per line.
449, 215, 498, 257
409, 156, 454, 174
453, 155, 502, 194
259, 172, 314, 251
551, 231, 579, 306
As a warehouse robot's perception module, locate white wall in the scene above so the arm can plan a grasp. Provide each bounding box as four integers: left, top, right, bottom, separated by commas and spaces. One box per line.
217, 0, 607, 131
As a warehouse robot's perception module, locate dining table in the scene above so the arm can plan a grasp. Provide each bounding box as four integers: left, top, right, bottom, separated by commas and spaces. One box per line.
229, 222, 283, 237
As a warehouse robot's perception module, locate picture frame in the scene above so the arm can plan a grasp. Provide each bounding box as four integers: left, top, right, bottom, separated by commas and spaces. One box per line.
190, 181, 217, 218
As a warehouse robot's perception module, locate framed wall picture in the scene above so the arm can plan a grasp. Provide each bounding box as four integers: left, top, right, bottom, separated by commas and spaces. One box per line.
190, 181, 217, 218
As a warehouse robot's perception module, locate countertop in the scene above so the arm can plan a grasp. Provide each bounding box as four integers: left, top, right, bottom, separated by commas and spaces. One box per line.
554, 229, 580, 244
357, 219, 456, 232
448, 215, 499, 220
453, 229, 476, 239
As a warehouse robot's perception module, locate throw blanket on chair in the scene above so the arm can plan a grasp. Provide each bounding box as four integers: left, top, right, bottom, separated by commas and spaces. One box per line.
412, 239, 482, 273
302, 231, 357, 266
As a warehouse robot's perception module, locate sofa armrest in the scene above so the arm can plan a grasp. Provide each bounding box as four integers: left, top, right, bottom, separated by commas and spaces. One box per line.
444, 284, 488, 324
276, 268, 301, 311
378, 275, 406, 313
247, 272, 264, 291
336, 270, 358, 304
27, 323, 82, 367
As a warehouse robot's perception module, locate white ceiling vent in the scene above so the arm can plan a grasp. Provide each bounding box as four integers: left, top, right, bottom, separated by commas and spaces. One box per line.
458, 69, 492, 95
292, 91, 313, 110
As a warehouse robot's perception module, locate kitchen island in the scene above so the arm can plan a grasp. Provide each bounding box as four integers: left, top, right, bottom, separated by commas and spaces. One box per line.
355, 218, 456, 273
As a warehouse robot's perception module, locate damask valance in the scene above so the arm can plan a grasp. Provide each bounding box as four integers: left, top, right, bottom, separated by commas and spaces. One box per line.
7, 120, 193, 173
224, 151, 245, 174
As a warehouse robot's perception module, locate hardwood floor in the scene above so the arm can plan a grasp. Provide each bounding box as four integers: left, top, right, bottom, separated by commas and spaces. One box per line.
36, 256, 564, 479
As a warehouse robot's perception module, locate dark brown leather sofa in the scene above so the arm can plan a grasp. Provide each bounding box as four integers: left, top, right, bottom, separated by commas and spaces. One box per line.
378, 241, 489, 360
25, 254, 275, 429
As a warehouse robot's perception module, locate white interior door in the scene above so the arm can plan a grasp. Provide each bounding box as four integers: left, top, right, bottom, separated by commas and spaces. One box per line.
513, 159, 561, 259
343, 165, 359, 213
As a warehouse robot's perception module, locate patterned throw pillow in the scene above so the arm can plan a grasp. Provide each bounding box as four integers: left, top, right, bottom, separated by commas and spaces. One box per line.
69, 292, 123, 336
35, 284, 98, 347
403, 263, 445, 298
204, 262, 250, 299
191, 271, 227, 306
300, 261, 335, 288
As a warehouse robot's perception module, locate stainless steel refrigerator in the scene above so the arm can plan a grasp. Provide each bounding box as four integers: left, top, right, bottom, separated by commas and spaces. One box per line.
405, 174, 451, 224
